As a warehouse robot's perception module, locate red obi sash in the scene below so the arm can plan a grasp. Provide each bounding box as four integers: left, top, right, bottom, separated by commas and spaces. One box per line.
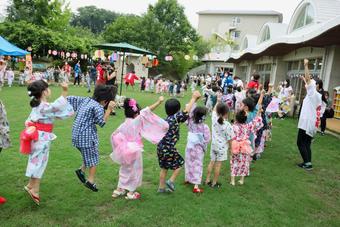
20, 122, 53, 155
231, 140, 252, 155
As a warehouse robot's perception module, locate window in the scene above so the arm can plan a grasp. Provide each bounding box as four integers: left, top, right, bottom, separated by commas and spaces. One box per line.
231, 30, 241, 40
231, 17, 241, 27
256, 64, 272, 84
260, 26, 271, 43
292, 4, 315, 31
242, 38, 248, 50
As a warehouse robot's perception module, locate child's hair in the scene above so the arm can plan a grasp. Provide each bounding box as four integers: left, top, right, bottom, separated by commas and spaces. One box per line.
247, 88, 257, 97
253, 74, 260, 81
92, 85, 117, 103
227, 84, 233, 94
27, 80, 49, 107
235, 110, 248, 124
165, 98, 181, 116
242, 97, 256, 112
212, 85, 219, 92
236, 86, 242, 92
193, 106, 207, 124
216, 103, 229, 124
123, 98, 141, 118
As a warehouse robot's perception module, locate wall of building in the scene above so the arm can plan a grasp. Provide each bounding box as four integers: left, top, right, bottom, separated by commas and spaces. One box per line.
326, 45, 340, 99
198, 14, 280, 46
115, 56, 149, 80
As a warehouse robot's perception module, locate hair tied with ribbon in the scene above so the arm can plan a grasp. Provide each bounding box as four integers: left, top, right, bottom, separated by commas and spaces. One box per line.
129, 99, 138, 112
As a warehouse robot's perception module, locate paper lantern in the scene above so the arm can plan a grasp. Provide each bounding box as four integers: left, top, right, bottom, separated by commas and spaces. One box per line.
66, 52, 70, 57
193, 55, 198, 61
165, 55, 173, 61
71, 52, 77, 58
48, 50, 52, 55
184, 55, 190, 60
52, 50, 57, 56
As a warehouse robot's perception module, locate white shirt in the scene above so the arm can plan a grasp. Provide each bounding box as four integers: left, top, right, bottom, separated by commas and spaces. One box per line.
298, 80, 322, 137
211, 112, 234, 153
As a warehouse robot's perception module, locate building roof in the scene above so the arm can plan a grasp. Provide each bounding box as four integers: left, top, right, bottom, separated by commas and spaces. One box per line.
197, 10, 282, 16
226, 0, 340, 63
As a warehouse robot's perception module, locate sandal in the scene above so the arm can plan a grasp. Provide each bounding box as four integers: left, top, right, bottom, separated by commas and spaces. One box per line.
238, 180, 244, 185
210, 182, 222, 188
203, 181, 211, 186
193, 187, 204, 193
125, 192, 141, 200
24, 186, 40, 205
157, 188, 172, 193
112, 189, 126, 198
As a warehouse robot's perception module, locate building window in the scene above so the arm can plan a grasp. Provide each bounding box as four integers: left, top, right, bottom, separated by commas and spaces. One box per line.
256, 64, 271, 85
231, 17, 241, 27
259, 26, 271, 43
231, 30, 241, 40
242, 38, 248, 50
292, 4, 315, 31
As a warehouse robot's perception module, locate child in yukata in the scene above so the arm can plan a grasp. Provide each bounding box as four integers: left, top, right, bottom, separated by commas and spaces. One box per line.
184, 104, 210, 193
67, 85, 117, 192
157, 91, 201, 193
110, 96, 168, 200
230, 109, 263, 186
6, 68, 14, 87
21, 81, 74, 205
0, 98, 11, 204
205, 95, 234, 188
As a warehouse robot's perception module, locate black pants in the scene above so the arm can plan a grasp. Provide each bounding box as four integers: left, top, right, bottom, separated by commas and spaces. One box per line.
320, 115, 327, 132
74, 76, 80, 85
297, 129, 312, 163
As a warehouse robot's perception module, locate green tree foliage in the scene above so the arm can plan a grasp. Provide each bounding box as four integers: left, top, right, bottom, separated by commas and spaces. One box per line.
6, 0, 71, 31
71, 6, 120, 34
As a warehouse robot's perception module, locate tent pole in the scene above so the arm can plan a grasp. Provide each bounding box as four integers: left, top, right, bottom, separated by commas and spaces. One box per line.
119, 52, 125, 96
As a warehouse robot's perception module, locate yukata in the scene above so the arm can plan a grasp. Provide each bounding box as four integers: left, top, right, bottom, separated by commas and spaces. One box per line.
156, 80, 162, 94
24, 97, 74, 178
246, 105, 259, 151
230, 117, 263, 177
110, 108, 168, 192
145, 79, 150, 92
210, 111, 234, 162
184, 105, 210, 185
0, 100, 11, 150
150, 80, 155, 92
157, 111, 189, 170
255, 94, 272, 155
6, 70, 14, 87
234, 91, 246, 112
67, 97, 106, 168
204, 89, 217, 112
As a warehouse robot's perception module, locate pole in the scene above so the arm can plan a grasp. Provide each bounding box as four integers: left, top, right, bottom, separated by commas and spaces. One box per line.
119, 52, 125, 96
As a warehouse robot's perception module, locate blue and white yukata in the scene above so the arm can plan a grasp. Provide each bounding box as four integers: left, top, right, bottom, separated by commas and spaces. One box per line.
25, 96, 74, 179
67, 96, 106, 167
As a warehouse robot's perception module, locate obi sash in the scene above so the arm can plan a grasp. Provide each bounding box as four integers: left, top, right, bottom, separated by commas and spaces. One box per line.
231, 140, 252, 155
20, 122, 53, 155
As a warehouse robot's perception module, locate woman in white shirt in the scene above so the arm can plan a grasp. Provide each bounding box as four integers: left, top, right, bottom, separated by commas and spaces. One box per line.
296, 59, 322, 170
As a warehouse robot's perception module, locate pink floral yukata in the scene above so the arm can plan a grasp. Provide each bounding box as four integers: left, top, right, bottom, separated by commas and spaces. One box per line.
230, 116, 263, 177
184, 105, 211, 185
110, 107, 168, 192
25, 96, 74, 178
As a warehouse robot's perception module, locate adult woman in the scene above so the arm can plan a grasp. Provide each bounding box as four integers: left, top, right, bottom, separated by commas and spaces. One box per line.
296, 59, 322, 170
320, 91, 331, 135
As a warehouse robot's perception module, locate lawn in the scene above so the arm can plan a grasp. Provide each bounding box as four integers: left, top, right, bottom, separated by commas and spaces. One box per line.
0, 85, 339, 227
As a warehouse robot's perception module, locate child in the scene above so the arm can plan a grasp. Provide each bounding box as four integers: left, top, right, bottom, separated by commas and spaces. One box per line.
205, 85, 219, 112
157, 91, 201, 192
111, 96, 168, 200
145, 78, 151, 92
185, 104, 210, 193
150, 79, 155, 92
234, 86, 246, 112
21, 81, 74, 205
230, 109, 263, 186
205, 98, 234, 188
67, 85, 116, 192
222, 84, 235, 120
191, 80, 197, 92
85, 71, 91, 93
0, 98, 11, 204
6, 68, 14, 87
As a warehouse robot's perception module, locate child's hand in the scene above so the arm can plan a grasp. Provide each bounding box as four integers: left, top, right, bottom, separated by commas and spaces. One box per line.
304, 58, 309, 66
158, 96, 164, 103
60, 82, 68, 91
108, 101, 116, 110
192, 91, 201, 100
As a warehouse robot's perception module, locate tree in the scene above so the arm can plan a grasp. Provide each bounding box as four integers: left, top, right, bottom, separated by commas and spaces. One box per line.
71, 6, 120, 34
6, 0, 71, 31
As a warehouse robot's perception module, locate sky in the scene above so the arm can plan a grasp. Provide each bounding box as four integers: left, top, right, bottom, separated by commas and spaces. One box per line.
0, 0, 302, 27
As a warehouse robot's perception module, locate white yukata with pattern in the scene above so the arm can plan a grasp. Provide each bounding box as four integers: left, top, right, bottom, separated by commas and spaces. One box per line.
25, 96, 74, 179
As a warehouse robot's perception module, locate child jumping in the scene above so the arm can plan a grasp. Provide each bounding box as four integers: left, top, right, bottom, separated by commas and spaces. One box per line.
110, 96, 168, 200
230, 109, 263, 186
67, 85, 116, 192
157, 91, 201, 193
184, 103, 210, 193
21, 80, 74, 205
205, 95, 234, 188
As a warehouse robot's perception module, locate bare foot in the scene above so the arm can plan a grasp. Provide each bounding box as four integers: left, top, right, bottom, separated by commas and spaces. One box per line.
230, 181, 235, 186
238, 180, 244, 185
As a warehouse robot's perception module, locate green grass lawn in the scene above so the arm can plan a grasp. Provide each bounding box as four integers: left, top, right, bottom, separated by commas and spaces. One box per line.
0, 85, 339, 227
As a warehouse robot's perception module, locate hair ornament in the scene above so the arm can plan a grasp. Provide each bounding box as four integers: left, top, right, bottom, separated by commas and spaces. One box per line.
128, 99, 138, 112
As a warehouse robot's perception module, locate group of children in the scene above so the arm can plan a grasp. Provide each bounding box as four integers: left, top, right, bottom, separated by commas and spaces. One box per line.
154, 79, 187, 97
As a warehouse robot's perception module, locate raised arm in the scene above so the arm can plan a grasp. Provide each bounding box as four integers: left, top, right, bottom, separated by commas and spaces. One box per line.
257, 89, 265, 107
148, 96, 164, 111
304, 59, 311, 85
184, 90, 201, 113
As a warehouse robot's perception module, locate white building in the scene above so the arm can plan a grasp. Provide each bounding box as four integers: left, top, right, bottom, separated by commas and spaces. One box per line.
197, 10, 282, 76
228, 0, 340, 118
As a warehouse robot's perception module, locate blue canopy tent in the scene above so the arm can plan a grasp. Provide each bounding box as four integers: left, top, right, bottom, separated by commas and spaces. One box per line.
0, 36, 29, 56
